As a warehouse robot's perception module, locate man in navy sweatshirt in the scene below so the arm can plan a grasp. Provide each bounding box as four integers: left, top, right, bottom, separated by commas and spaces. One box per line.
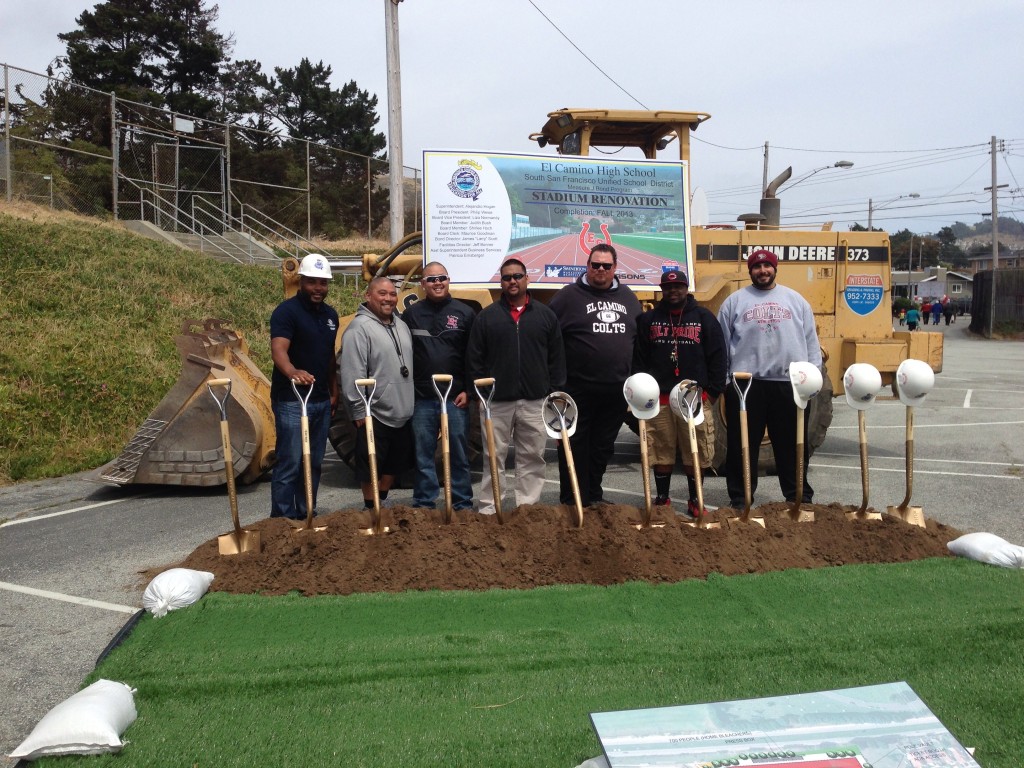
549, 243, 642, 507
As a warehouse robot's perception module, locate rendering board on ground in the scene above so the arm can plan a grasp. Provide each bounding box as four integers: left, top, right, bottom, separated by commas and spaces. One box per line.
422, 150, 692, 287
590, 681, 978, 767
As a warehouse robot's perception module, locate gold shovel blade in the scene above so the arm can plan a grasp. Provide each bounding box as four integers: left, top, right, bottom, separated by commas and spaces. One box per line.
887, 505, 926, 528
218, 528, 262, 555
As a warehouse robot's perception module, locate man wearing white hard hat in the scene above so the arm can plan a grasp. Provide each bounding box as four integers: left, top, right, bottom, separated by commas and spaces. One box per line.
269, 254, 339, 519
717, 249, 822, 507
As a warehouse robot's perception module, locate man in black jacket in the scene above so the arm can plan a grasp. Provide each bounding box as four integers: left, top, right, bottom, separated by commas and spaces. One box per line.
466, 258, 566, 515
549, 243, 642, 507
403, 261, 476, 511
634, 269, 727, 519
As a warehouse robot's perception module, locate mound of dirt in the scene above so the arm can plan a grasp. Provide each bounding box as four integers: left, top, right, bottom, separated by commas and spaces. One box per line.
170, 503, 962, 596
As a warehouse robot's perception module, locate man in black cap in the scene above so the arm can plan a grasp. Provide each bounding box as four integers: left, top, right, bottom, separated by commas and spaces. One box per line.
633, 269, 727, 519
717, 249, 822, 507
549, 243, 643, 507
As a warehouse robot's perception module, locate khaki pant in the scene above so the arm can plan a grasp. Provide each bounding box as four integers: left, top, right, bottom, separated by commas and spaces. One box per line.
478, 398, 548, 514
645, 406, 715, 469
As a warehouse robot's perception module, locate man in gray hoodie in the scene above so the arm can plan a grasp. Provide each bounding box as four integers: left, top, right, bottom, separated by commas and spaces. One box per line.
717, 249, 822, 507
340, 277, 415, 508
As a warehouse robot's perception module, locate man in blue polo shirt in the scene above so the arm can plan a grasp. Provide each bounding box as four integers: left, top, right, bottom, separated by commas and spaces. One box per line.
269, 254, 340, 519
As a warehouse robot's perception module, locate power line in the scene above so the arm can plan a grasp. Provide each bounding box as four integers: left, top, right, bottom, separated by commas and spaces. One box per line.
526, 1, 648, 109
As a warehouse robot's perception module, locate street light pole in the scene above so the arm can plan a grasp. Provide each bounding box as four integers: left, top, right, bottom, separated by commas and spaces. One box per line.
867, 192, 919, 230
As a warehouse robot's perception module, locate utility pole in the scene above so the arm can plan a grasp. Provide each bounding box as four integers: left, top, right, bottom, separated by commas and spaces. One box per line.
385, 0, 404, 245
985, 136, 1008, 336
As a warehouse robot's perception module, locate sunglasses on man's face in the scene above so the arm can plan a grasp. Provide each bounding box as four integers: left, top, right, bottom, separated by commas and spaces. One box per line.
423, 275, 449, 284
588, 262, 614, 271
500, 273, 526, 282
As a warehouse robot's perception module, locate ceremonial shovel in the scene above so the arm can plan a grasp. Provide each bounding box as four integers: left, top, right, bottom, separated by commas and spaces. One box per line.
886, 359, 933, 528
787, 362, 822, 523
431, 374, 454, 524
355, 378, 388, 535
675, 381, 719, 530
473, 378, 504, 524
728, 372, 764, 528
543, 391, 583, 528
843, 363, 883, 522
207, 378, 262, 554
290, 380, 327, 533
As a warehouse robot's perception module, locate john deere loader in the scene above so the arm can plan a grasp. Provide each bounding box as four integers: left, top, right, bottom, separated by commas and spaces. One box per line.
98, 107, 942, 487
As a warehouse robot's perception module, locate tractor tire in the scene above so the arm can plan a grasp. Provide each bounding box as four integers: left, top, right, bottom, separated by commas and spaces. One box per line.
756, 362, 834, 476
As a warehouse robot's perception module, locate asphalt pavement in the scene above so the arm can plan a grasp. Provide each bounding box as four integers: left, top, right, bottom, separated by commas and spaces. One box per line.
2, 317, 1022, 764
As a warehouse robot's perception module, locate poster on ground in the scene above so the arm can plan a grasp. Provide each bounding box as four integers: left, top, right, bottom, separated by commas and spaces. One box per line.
422, 150, 691, 288
590, 681, 979, 767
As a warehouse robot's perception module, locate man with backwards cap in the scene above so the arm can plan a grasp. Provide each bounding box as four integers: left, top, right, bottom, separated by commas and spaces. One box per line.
717, 249, 822, 508
633, 268, 727, 520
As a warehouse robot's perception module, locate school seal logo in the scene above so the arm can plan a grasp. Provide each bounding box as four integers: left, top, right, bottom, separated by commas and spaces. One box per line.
448, 159, 483, 200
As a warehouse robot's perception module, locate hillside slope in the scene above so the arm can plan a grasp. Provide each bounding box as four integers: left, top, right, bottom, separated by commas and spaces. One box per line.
0, 204, 352, 484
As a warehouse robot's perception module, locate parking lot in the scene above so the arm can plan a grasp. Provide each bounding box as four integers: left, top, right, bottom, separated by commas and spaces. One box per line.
1, 320, 1022, 763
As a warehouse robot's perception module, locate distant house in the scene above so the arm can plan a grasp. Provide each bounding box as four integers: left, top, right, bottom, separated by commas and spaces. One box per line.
966, 248, 1023, 272
891, 266, 972, 304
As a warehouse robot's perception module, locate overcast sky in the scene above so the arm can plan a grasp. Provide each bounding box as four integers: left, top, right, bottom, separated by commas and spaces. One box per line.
3, 0, 1022, 235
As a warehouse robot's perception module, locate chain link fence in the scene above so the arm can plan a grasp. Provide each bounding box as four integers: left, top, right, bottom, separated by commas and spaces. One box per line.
2, 62, 422, 241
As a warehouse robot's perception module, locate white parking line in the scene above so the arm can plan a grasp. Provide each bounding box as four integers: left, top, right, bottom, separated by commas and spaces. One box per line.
0, 496, 141, 527
814, 452, 1020, 468
828, 420, 1024, 430
0, 581, 137, 614
964, 389, 972, 408
809, 462, 1017, 481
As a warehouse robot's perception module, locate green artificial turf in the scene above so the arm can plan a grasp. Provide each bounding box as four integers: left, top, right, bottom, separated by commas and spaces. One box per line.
45, 559, 1024, 767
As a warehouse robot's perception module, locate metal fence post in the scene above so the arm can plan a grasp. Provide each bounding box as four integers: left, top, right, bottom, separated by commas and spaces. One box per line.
367, 156, 372, 240
4, 65, 12, 202
111, 92, 119, 219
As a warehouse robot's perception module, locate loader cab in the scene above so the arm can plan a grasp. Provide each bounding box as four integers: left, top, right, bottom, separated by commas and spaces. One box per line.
528, 108, 711, 164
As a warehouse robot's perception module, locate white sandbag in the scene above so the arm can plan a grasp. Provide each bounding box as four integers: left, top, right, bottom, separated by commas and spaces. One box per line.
142, 568, 215, 617
574, 757, 609, 768
947, 532, 1024, 569
9, 679, 137, 760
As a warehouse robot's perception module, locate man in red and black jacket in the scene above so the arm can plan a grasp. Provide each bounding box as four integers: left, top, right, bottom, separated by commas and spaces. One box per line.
466, 258, 566, 515
633, 269, 727, 519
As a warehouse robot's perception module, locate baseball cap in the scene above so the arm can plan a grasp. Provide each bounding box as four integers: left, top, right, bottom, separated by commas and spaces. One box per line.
747, 249, 778, 270
660, 269, 689, 287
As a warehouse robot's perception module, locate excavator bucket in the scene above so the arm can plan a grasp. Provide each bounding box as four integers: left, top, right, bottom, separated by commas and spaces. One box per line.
95, 318, 275, 487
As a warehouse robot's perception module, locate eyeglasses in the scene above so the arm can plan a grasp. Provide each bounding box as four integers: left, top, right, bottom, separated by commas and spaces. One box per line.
423, 275, 449, 284
589, 262, 614, 271
500, 273, 526, 282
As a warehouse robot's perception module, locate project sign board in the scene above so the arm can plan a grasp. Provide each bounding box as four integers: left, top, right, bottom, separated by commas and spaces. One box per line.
590, 681, 978, 768
422, 150, 692, 287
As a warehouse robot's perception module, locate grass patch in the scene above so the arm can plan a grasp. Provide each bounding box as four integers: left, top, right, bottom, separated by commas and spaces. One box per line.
42, 559, 1024, 767
0, 204, 365, 484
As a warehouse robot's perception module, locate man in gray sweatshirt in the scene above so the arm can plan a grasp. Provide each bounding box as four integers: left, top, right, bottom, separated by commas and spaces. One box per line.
717, 249, 822, 507
340, 277, 415, 509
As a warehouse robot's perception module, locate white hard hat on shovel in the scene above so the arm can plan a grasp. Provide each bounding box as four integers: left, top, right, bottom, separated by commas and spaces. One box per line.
895, 358, 935, 407
669, 380, 704, 426
789, 361, 823, 410
623, 373, 660, 419
542, 392, 578, 439
843, 363, 882, 410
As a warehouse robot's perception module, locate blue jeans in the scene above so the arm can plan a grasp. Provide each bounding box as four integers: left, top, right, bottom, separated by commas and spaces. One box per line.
271, 399, 331, 519
411, 398, 473, 510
